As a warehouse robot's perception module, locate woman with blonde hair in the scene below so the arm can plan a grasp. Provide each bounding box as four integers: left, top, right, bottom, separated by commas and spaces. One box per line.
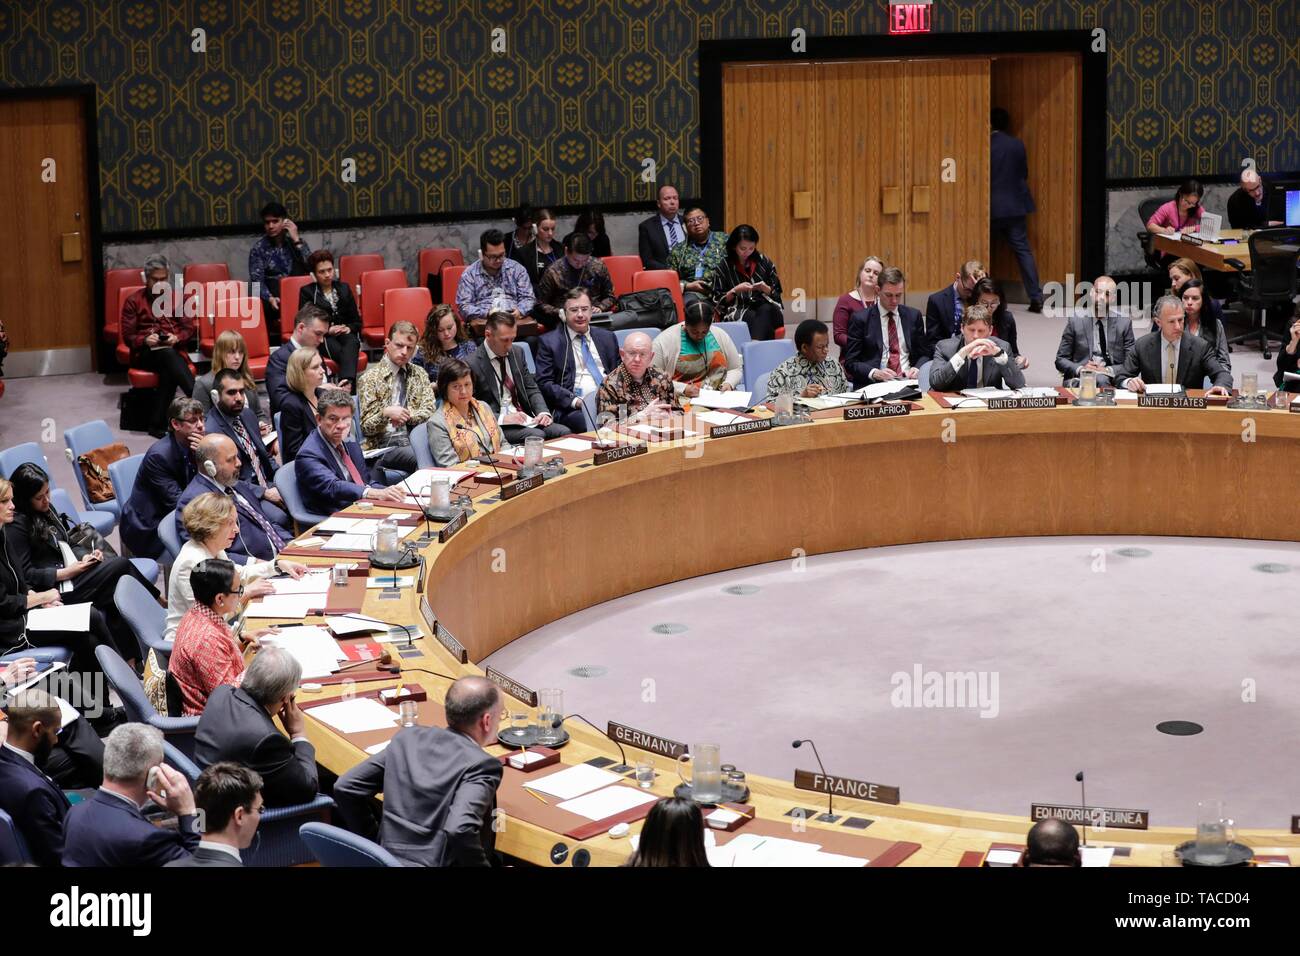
279, 346, 327, 462
833, 256, 884, 354
194, 329, 268, 429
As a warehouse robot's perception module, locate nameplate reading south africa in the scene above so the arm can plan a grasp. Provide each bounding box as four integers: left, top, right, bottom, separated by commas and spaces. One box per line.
986, 396, 1057, 410
845, 403, 910, 420
1030, 803, 1149, 830
794, 769, 900, 805
1138, 395, 1206, 409
437, 509, 467, 543
607, 720, 688, 759
593, 443, 647, 466
709, 418, 772, 439
501, 472, 544, 500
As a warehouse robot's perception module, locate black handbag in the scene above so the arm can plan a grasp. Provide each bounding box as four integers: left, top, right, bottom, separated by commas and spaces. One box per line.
61, 513, 118, 559
616, 288, 678, 329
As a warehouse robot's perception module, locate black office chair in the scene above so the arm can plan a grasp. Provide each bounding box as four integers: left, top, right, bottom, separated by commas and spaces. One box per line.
1224, 228, 1300, 359
1135, 197, 1168, 273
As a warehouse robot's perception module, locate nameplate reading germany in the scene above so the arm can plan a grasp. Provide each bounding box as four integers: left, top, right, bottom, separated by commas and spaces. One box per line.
1138, 395, 1206, 409
485, 666, 537, 706
1030, 803, 1149, 830
986, 396, 1057, 410
845, 403, 910, 420
607, 721, 688, 758
593, 443, 647, 466
501, 472, 544, 500
794, 769, 900, 806
437, 509, 467, 543
709, 417, 772, 439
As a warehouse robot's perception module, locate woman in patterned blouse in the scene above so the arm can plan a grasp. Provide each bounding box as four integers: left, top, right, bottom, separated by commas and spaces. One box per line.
710, 224, 784, 341
426, 358, 503, 467
169, 557, 253, 716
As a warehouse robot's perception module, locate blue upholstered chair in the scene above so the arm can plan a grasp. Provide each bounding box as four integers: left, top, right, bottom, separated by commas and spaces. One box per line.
742, 340, 795, 392
94, 645, 198, 756
0, 442, 116, 538
299, 822, 404, 867
63, 420, 122, 523
274, 461, 330, 529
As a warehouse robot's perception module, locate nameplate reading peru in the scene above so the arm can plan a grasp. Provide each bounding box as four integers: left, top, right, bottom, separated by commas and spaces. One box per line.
607, 721, 688, 759
485, 666, 537, 707
1031, 803, 1149, 829
709, 418, 772, 439
794, 769, 900, 806
1138, 395, 1206, 409
501, 472, 544, 500
593, 443, 647, 466
986, 396, 1057, 410
845, 403, 910, 420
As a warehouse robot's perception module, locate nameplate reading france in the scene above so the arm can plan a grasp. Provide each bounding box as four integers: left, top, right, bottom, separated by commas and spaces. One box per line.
437, 509, 467, 543
501, 472, 544, 500
709, 418, 772, 439
607, 720, 688, 759
794, 769, 900, 806
1138, 394, 1206, 409
986, 396, 1057, 410
485, 666, 537, 706
593, 443, 647, 466
845, 403, 910, 420
1030, 803, 1149, 830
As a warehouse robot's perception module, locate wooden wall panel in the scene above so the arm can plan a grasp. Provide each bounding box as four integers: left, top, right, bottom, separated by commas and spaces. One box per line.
991, 53, 1081, 290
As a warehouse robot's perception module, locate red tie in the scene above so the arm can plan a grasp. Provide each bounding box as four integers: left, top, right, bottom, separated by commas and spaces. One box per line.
338, 445, 365, 485
885, 312, 902, 374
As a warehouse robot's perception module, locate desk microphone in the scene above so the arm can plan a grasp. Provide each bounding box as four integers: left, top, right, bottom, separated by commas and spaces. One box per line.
555, 713, 630, 772
792, 738, 837, 822
455, 423, 508, 486
389, 665, 458, 683
1075, 770, 1088, 847
398, 475, 439, 543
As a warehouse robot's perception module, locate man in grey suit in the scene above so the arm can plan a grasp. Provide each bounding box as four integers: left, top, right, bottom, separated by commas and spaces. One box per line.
334, 677, 504, 867
468, 311, 571, 444
165, 763, 264, 868
1114, 295, 1232, 395
1055, 275, 1136, 386
929, 304, 1027, 392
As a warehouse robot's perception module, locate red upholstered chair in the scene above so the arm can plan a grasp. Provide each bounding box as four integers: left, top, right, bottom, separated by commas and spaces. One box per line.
214, 300, 270, 380
339, 254, 385, 307
632, 269, 686, 325
277, 275, 314, 341
440, 264, 469, 322
359, 268, 407, 347
321, 353, 367, 379
418, 248, 464, 291
182, 264, 231, 352
383, 287, 433, 339
191, 280, 248, 354
603, 255, 642, 298
104, 268, 144, 346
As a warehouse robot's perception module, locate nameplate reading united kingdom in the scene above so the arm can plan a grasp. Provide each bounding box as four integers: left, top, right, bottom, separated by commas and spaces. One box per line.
986, 396, 1057, 410
709, 418, 772, 439
607, 721, 688, 758
794, 769, 900, 806
1030, 803, 1149, 830
845, 403, 910, 420
501, 472, 544, 500
437, 509, 467, 543
485, 666, 537, 706
593, 443, 647, 466
1138, 394, 1205, 409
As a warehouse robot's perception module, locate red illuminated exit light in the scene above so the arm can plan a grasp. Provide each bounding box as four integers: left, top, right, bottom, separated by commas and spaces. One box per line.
889, 2, 932, 35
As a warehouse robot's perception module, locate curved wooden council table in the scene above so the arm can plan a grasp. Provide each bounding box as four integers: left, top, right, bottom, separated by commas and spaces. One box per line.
297, 396, 1300, 867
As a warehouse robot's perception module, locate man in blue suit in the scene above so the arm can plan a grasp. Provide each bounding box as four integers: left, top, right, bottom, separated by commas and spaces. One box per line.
990, 107, 1043, 312
205, 368, 277, 489
266, 304, 330, 415
843, 267, 927, 388
62, 723, 201, 867
295, 389, 403, 516
0, 689, 72, 866
177, 434, 292, 564
120, 397, 204, 558
534, 289, 620, 432
923, 260, 986, 356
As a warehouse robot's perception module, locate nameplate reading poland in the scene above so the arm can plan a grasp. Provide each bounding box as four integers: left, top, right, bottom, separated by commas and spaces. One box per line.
485, 666, 537, 707
794, 769, 900, 806
1030, 803, 1149, 829
845, 403, 910, 420
593, 443, 647, 466
607, 721, 688, 759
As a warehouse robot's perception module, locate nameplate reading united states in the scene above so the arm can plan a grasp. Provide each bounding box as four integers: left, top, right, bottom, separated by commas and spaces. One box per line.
1138, 395, 1206, 409
986, 396, 1057, 410
1030, 803, 1149, 830
485, 666, 537, 706
845, 403, 910, 420
437, 509, 467, 543
501, 472, 544, 500
709, 417, 772, 439
794, 769, 900, 805
607, 721, 688, 758
593, 443, 647, 466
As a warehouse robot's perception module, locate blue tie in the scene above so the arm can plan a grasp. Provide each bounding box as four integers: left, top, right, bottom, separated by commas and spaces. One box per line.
579, 334, 604, 386
966, 356, 980, 388
667, 219, 679, 246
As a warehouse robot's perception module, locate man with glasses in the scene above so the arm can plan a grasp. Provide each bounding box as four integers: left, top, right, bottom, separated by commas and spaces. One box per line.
535, 288, 621, 432
596, 330, 681, 421
455, 227, 535, 326
168, 558, 257, 716
121, 397, 206, 559
1227, 167, 1283, 230
249, 201, 311, 343
667, 207, 729, 308
165, 762, 264, 867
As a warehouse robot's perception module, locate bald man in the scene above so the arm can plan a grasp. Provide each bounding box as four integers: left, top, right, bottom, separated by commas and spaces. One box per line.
1024, 818, 1081, 867
1227, 167, 1282, 230
334, 676, 504, 867
1054, 275, 1136, 386
596, 331, 682, 421
175, 433, 293, 563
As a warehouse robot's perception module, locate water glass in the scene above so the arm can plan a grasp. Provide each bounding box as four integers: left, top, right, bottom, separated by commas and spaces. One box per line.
398, 700, 419, 728
536, 688, 563, 744
635, 758, 656, 789
1079, 369, 1097, 400
1196, 800, 1230, 864
331, 565, 349, 587
1241, 371, 1258, 400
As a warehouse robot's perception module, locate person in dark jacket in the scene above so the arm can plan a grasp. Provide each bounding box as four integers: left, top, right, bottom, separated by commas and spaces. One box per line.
509, 208, 564, 289
278, 346, 327, 463
0, 688, 74, 866
120, 397, 204, 559
989, 107, 1043, 312
710, 224, 784, 341
299, 250, 362, 389
164, 762, 264, 868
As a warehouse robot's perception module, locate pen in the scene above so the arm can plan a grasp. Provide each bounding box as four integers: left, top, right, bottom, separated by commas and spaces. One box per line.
523, 786, 548, 805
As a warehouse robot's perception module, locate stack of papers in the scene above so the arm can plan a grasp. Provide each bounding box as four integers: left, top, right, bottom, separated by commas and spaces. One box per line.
268, 570, 332, 595
521, 764, 623, 800
321, 533, 375, 552
696, 410, 750, 426
556, 785, 657, 821
27, 603, 92, 632
328, 614, 390, 636
627, 423, 699, 437
545, 437, 596, 452
959, 387, 1059, 400
692, 388, 753, 409
258, 625, 344, 677
244, 594, 322, 619
309, 697, 400, 734
707, 833, 868, 868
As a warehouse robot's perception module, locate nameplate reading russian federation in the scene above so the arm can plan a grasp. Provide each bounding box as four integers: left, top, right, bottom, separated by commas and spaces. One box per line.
593, 443, 647, 466
709, 417, 772, 439
1030, 803, 1149, 830
485, 666, 537, 706
607, 721, 688, 759
1138, 394, 1206, 409
501, 472, 544, 500
986, 396, 1057, 410
437, 509, 467, 543
794, 769, 900, 806
845, 403, 910, 420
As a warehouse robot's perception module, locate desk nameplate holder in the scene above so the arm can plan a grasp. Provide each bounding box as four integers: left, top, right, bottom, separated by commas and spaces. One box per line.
845, 403, 910, 420
593, 443, 647, 466
1030, 803, 1149, 830
501, 472, 544, 500
437, 509, 467, 543
1138, 395, 1206, 409
986, 396, 1057, 410
709, 417, 773, 439
419, 594, 467, 664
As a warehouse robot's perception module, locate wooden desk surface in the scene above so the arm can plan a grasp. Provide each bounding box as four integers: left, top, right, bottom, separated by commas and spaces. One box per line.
289, 395, 1300, 867
1153, 228, 1253, 272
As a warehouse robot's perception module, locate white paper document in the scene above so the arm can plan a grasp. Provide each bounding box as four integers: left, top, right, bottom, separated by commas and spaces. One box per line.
522, 763, 624, 801
365, 576, 415, 589
258, 626, 343, 678
27, 603, 92, 632
261, 430, 278, 446
364, 740, 391, 755
269, 571, 332, 595
985, 848, 1023, 865
328, 614, 390, 636
56, 696, 80, 728
317, 516, 362, 533
1111, 389, 1140, 401
556, 785, 658, 821
309, 698, 399, 734
321, 534, 374, 552
696, 410, 749, 426
692, 388, 753, 409
712, 833, 842, 868
1081, 846, 1115, 867
945, 397, 987, 408
3, 660, 67, 694
244, 594, 321, 619
1144, 383, 1183, 394
627, 423, 698, 437
362, 448, 388, 460
545, 437, 596, 452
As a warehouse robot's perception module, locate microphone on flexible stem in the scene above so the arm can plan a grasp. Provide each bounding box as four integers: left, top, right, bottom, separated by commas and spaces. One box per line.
1075, 770, 1088, 847
792, 738, 838, 822
555, 713, 630, 772
455, 423, 508, 486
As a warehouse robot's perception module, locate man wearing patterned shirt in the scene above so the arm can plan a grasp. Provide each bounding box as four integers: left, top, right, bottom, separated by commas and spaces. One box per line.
455, 228, 535, 324
597, 331, 681, 421
535, 234, 620, 328
169, 558, 250, 716
667, 208, 729, 308
765, 319, 849, 402
248, 201, 310, 343
356, 320, 436, 476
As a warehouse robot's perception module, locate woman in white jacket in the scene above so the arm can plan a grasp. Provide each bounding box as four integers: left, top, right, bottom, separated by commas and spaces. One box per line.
651, 300, 744, 398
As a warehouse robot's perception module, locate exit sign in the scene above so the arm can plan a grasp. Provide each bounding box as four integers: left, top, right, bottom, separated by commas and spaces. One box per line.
889, 1, 932, 34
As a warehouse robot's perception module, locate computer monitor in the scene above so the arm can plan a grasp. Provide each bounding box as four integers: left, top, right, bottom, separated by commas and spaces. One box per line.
1286, 189, 1300, 227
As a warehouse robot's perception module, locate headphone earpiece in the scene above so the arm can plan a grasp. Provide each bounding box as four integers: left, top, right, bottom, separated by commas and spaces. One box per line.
210, 389, 220, 406
203, 459, 218, 478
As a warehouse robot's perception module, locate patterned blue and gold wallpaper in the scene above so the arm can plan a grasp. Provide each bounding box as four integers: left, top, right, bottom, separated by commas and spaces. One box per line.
1, 0, 1296, 233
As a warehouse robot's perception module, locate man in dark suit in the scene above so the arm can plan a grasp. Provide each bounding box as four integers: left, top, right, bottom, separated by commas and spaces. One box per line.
843, 266, 927, 388
165, 762, 264, 868
120, 397, 205, 559
294, 389, 404, 517
335, 676, 503, 867
1227, 168, 1283, 230
534, 288, 620, 432
1114, 295, 1232, 395
1054, 275, 1136, 386
177, 434, 292, 563
990, 107, 1043, 312
929, 304, 1027, 392
0, 689, 71, 866
206, 368, 277, 488
62, 723, 201, 867
194, 647, 321, 808
1024, 818, 1081, 867
266, 304, 330, 415
923, 260, 986, 354
469, 311, 571, 444
637, 183, 685, 270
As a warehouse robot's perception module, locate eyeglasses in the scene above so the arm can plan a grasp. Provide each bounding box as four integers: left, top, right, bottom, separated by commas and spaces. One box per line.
623, 349, 652, 359
483, 253, 506, 262
684, 215, 707, 225
226, 585, 245, 597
